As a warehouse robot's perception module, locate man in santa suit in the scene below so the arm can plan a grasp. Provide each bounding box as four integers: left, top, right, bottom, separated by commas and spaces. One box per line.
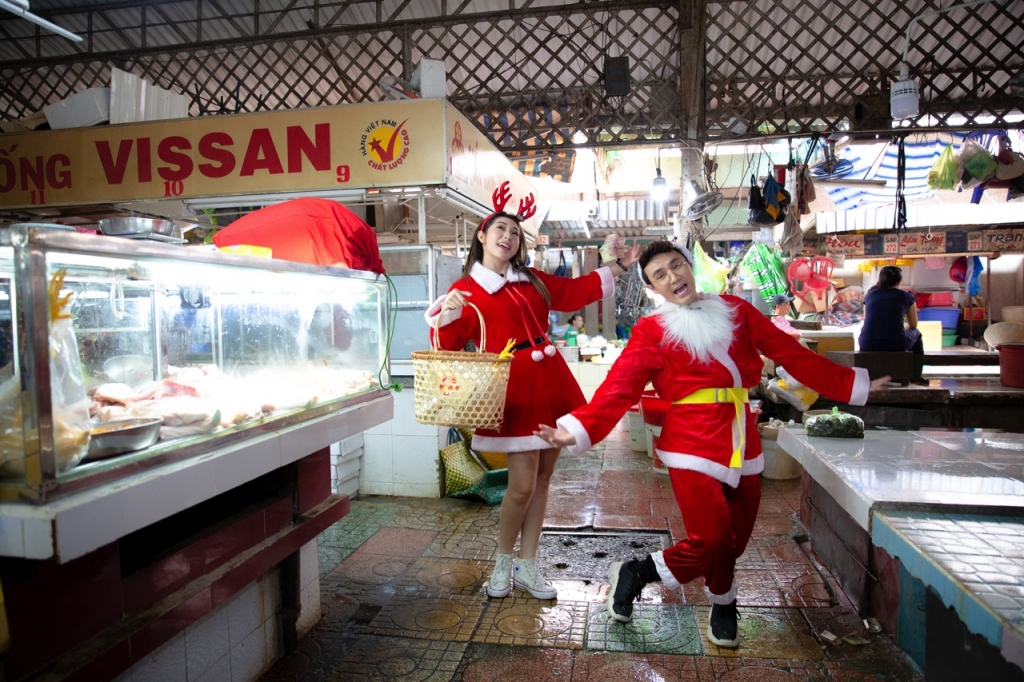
536, 241, 889, 648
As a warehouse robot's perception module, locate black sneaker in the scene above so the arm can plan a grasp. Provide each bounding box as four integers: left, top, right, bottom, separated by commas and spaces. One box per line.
707, 600, 740, 648
607, 560, 648, 622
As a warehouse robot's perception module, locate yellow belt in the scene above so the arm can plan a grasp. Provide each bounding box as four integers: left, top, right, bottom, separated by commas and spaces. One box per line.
673, 388, 749, 468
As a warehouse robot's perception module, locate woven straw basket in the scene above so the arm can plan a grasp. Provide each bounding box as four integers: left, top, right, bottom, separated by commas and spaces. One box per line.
412, 302, 511, 430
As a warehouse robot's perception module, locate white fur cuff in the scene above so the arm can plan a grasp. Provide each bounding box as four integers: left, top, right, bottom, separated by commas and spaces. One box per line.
555, 414, 592, 456
705, 579, 738, 605
651, 550, 681, 589
424, 295, 461, 328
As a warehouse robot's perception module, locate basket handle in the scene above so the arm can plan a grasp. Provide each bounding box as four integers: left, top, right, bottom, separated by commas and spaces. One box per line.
432, 300, 487, 352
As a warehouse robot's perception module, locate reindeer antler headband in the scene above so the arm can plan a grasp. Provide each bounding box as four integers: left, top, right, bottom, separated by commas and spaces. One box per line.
478, 181, 537, 231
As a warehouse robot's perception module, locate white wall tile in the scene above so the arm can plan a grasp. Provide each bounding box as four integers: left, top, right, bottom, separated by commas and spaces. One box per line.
193, 653, 230, 682
298, 539, 319, 590
358, 480, 394, 496
339, 433, 364, 455
391, 389, 437, 436
393, 482, 442, 497
263, 614, 282, 670
361, 434, 393, 483
185, 605, 229, 680
391, 435, 441, 485
131, 632, 187, 682
226, 581, 262, 648
259, 569, 280, 626
295, 580, 321, 638
0, 517, 24, 556
228, 624, 266, 682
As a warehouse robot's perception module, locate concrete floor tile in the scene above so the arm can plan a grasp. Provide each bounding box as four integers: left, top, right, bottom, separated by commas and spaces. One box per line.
395, 557, 490, 596
456, 644, 576, 680
368, 594, 486, 642
323, 635, 466, 681
586, 603, 702, 655
471, 598, 588, 648
572, 650, 703, 680
695, 606, 825, 660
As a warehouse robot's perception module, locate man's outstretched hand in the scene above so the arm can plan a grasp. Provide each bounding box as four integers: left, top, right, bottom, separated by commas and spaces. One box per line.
534, 424, 576, 448
869, 375, 892, 391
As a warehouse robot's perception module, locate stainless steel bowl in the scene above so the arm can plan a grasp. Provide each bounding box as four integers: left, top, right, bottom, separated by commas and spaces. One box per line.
98, 217, 177, 236
87, 417, 163, 460
103, 355, 153, 386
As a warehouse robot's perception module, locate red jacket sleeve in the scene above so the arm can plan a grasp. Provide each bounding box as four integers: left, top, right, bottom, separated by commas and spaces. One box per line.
741, 300, 870, 406
533, 267, 614, 312
555, 317, 664, 454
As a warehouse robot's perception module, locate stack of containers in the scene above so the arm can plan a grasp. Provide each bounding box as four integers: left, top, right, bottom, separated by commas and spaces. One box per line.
918, 300, 961, 347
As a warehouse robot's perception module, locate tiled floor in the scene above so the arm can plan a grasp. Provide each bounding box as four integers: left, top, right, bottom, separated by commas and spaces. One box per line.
260, 418, 924, 681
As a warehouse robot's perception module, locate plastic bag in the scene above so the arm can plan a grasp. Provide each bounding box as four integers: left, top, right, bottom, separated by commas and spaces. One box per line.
553, 251, 569, 277
806, 406, 864, 438
957, 138, 997, 188
600, 233, 627, 263
741, 244, 790, 307
766, 366, 819, 412
926, 144, 958, 190
691, 242, 730, 294
48, 270, 91, 472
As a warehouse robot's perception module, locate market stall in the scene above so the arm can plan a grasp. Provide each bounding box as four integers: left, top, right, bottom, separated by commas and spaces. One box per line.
0, 226, 392, 680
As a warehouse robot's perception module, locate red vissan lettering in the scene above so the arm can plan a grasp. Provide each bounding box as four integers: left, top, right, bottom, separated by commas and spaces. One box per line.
157, 136, 193, 182
96, 140, 133, 184
198, 132, 235, 178
287, 124, 330, 173
137, 137, 152, 183
240, 129, 284, 176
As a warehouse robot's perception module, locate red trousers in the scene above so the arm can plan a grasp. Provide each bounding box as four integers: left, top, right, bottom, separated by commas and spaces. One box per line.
662, 468, 761, 598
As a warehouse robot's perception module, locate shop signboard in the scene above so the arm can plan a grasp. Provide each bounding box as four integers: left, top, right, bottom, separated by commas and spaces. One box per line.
445, 105, 540, 235
0, 99, 450, 209
882, 232, 947, 255
823, 233, 865, 255
981, 228, 1024, 252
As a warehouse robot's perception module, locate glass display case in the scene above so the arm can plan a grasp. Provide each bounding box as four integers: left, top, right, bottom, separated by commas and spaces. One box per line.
379, 245, 462, 375
0, 226, 390, 501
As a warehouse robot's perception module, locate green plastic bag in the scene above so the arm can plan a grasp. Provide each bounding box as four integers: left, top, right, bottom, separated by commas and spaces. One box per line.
741, 244, 789, 307
691, 242, 730, 294
926, 144, 957, 190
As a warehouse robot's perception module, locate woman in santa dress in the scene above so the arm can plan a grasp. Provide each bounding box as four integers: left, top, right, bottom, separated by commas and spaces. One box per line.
537, 241, 890, 647
426, 206, 639, 600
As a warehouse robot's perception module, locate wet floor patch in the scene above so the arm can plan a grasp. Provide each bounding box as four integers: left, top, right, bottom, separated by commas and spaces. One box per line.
538, 531, 671, 583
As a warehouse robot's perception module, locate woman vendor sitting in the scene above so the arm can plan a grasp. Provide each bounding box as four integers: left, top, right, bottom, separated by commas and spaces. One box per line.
858, 265, 924, 382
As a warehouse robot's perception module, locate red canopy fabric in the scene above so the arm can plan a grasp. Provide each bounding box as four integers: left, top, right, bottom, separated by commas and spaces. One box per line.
212, 198, 385, 274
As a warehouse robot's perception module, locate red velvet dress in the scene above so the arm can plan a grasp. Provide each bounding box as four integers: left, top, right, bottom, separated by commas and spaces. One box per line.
426, 262, 613, 452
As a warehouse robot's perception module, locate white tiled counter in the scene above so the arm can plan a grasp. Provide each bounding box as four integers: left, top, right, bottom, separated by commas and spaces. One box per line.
778, 426, 1024, 532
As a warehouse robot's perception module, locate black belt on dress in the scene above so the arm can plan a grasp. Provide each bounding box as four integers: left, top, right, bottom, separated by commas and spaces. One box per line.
511, 336, 547, 352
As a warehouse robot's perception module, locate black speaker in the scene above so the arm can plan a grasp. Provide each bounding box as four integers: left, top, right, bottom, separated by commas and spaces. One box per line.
603, 56, 630, 97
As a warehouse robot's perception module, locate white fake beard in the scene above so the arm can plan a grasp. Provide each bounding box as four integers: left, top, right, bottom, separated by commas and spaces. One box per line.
657, 295, 736, 364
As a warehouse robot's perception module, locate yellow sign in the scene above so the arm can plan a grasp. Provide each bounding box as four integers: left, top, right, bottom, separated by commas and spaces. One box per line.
0, 99, 446, 209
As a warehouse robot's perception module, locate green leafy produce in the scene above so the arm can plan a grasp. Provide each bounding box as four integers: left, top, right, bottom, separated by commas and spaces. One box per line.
806, 406, 864, 439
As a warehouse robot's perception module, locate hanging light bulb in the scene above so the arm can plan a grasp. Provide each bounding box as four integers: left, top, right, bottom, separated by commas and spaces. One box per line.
651, 168, 669, 202
890, 63, 919, 120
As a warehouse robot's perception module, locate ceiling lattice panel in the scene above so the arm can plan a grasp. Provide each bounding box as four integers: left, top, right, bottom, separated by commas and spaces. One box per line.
704, 0, 1024, 138
1, 0, 1022, 149
0, 0, 686, 150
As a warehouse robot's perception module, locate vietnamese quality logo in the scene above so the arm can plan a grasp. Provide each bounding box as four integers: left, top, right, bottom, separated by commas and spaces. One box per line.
361, 118, 410, 171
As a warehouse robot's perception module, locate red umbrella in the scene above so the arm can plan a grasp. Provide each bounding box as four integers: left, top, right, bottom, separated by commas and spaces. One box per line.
212, 197, 385, 274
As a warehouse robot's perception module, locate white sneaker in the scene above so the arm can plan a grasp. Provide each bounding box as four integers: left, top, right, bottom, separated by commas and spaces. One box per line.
513, 557, 558, 599
486, 552, 514, 598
